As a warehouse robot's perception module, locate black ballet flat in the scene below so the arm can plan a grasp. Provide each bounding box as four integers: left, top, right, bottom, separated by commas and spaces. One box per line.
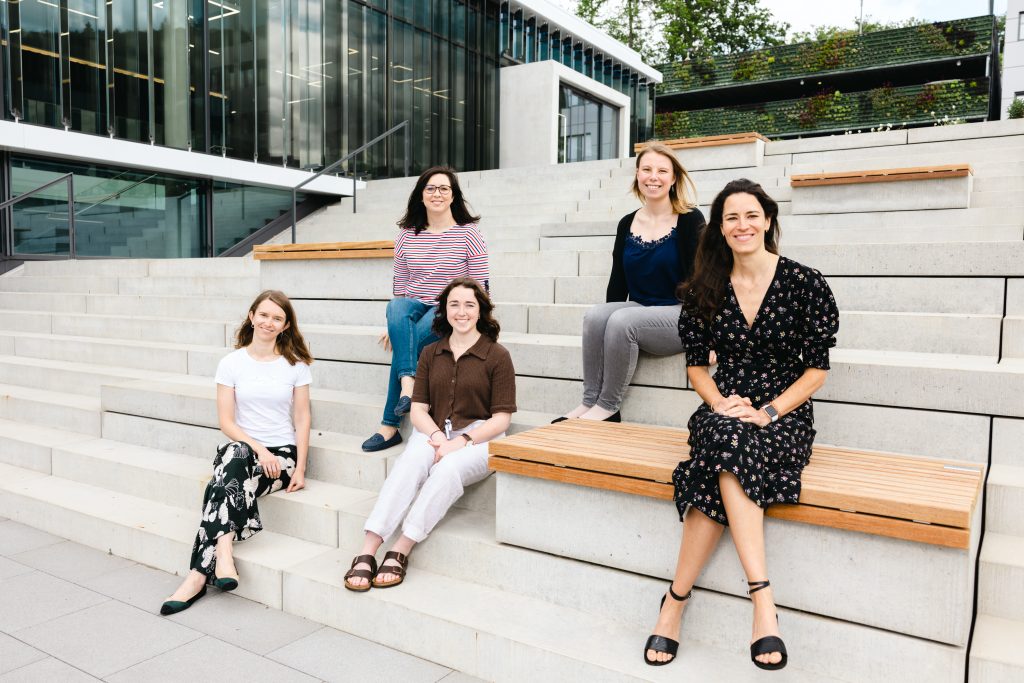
643, 584, 692, 666
748, 580, 788, 671
213, 575, 239, 592
604, 411, 621, 422
550, 416, 569, 424
160, 585, 207, 616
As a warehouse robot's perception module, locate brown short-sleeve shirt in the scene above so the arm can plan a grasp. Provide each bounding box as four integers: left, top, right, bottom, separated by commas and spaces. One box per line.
411, 335, 517, 430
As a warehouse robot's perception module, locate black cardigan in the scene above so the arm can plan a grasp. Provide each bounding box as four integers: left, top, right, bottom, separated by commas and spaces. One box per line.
606, 208, 706, 302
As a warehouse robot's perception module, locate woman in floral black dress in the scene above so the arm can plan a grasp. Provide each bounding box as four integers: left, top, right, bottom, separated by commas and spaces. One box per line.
643, 179, 839, 671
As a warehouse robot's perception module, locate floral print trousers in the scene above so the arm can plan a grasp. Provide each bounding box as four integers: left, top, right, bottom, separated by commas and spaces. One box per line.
188, 441, 295, 578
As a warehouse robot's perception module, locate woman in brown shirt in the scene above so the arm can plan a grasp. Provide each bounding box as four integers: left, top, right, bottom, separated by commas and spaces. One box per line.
344, 277, 516, 591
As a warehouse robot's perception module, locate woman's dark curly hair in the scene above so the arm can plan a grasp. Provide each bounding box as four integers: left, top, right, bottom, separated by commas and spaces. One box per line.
398, 166, 480, 235
677, 179, 780, 322
432, 277, 500, 341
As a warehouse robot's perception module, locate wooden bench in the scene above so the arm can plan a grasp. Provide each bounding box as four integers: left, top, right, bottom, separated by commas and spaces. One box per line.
253, 240, 394, 261
790, 164, 973, 187
634, 131, 768, 154
489, 420, 983, 549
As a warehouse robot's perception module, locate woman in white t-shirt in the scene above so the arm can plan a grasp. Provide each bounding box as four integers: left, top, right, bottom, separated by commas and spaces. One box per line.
160, 290, 313, 616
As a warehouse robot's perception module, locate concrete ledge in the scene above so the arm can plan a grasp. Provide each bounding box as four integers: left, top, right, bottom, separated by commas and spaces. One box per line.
792, 174, 973, 214
494, 472, 978, 645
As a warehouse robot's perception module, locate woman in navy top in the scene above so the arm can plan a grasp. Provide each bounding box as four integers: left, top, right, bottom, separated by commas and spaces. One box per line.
555, 143, 706, 422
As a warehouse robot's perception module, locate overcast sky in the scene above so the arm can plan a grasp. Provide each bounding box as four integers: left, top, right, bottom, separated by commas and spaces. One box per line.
553, 1, 1008, 39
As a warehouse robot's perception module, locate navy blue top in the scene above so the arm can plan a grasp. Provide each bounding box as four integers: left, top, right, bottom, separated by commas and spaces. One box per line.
624, 230, 683, 305
607, 209, 706, 303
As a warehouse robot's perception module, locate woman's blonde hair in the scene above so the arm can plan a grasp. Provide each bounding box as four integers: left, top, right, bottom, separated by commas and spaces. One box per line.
631, 142, 697, 214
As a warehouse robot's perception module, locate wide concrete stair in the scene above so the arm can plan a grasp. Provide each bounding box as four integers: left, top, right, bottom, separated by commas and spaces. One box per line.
1, 120, 1023, 681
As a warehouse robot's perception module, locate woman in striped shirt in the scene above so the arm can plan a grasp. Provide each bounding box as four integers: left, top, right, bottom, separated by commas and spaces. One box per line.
361, 166, 490, 452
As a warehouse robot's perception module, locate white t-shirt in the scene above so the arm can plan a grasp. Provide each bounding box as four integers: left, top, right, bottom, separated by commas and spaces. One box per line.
214, 348, 312, 447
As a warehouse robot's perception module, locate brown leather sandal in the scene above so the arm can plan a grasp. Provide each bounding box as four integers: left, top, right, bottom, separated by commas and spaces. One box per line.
343, 554, 378, 592
371, 550, 409, 588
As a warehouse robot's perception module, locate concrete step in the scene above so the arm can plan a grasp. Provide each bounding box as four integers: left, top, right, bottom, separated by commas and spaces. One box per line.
100, 377, 550, 442
0, 275, 120, 294
1004, 316, 1024, 359
0, 331, 223, 374
993, 418, 1024, 467
986, 464, 1024, 535
0, 382, 100, 435
86, 293, 250, 320
978, 532, 1024, 621
0, 309, 232, 346
330, 499, 965, 683
969, 614, 1024, 681
19, 256, 258, 278
284, 550, 849, 683
0, 462, 331, 610
0, 354, 185, 396
0, 418, 94, 473
117, 276, 260, 298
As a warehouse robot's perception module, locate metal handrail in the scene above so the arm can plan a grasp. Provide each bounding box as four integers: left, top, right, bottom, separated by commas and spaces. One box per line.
75, 173, 158, 217
0, 173, 76, 258
290, 120, 410, 243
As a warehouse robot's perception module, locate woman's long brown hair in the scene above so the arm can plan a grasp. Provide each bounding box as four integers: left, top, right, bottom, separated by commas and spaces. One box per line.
677, 179, 780, 322
398, 166, 480, 234
234, 290, 314, 365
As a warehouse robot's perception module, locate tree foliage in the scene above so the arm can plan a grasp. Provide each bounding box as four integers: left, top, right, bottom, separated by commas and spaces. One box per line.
573, 0, 788, 63
789, 16, 930, 44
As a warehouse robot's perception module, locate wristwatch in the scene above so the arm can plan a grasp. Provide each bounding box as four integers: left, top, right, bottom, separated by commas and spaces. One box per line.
461, 433, 475, 446
761, 404, 779, 423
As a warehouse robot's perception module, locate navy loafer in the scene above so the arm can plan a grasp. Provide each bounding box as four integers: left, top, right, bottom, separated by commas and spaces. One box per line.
393, 396, 412, 416
362, 431, 403, 452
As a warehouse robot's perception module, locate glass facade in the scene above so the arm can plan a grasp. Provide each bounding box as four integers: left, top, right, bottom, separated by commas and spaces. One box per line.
0, 1, 503, 177
558, 85, 618, 163
0, 1, 653, 260
499, 1, 655, 147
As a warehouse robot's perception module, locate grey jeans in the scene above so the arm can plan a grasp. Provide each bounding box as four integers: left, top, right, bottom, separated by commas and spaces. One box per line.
581, 301, 683, 412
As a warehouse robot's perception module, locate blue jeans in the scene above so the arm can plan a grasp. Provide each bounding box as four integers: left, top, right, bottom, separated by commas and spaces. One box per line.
382, 297, 439, 427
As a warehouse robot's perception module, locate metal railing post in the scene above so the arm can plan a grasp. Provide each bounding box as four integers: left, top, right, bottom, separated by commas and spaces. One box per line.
67, 174, 76, 258
291, 188, 297, 244
352, 156, 358, 214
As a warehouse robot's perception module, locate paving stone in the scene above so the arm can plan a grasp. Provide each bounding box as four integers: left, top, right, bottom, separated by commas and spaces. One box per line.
107, 636, 318, 683
0, 521, 63, 557
269, 626, 452, 683
0, 634, 46, 675
81, 563, 184, 612
166, 590, 322, 654
437, 672, 487, 683
11, 541, 135, 583
0, 657, 99, 682
0, 556, 33, 581
0, 572, 109, 633
12, 600, 201, 678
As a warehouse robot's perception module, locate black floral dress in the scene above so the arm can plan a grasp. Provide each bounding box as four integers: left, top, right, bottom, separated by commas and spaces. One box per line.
673, 256, 839, 525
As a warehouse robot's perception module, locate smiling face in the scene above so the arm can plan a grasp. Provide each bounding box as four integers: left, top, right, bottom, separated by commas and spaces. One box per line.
445, 285, 480, 336
721, 192, 770, 255
248, 299, 289, 342
635, 151, 676, 203
422, 173, 454, 215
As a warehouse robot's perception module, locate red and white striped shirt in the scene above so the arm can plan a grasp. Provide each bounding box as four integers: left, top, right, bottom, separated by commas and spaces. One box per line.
393, 224, 489, 305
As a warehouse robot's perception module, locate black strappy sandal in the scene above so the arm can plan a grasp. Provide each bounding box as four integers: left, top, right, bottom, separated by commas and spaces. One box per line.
642, 584, 692, 666
343, 554, 378, 592
748, 580, 788, 671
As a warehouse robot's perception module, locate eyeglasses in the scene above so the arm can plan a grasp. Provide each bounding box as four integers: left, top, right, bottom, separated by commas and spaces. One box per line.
423, 185, 452, 196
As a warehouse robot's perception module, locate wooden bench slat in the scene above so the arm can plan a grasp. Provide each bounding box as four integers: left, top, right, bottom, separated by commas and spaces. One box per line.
254, 240, 395, 252
636, 132, 768, 153
790, 164, 972, 188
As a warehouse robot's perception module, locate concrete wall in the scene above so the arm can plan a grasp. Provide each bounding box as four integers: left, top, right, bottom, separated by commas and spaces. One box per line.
499, 60, 630, 168
1004, 0, 1024, 117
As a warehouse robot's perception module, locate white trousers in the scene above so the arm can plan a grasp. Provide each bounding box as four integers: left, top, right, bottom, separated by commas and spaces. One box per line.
364, 422, 495, 543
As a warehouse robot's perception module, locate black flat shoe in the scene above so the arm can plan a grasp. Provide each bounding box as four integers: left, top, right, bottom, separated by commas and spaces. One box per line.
160, 585, 207, 616
550, 416, 569, 424
643, 584, 692, 666
748, 580, 787, 671
393, 396, 412, 416
362, 431, 403, 452
604, 411, 621, 422
213, 576, 239, 592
